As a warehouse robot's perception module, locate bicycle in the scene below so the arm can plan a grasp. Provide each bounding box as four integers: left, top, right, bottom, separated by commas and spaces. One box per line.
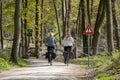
63, 49, 72, 66
47, 48, 56, 66
48, 48, 53, 66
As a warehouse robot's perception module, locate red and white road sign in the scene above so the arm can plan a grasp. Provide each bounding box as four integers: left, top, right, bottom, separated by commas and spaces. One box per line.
83, 24, 94, 34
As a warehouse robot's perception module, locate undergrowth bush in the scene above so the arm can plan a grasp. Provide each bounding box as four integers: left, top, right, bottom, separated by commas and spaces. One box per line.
18, 58, 28, 67
94, 51, 120, 80
0, 51, 27, 72
0, 58, 11, 72
0, 50, 10, 60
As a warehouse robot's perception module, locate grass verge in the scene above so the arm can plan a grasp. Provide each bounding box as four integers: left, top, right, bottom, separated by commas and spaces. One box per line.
0, 58, 28, 73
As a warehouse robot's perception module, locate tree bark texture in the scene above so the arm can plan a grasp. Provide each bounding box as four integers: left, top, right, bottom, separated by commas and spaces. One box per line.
35, 0, 39, 58
106, 0, 115, 53
40, 0, 43, 47
61, 0, 67, 38
112, 0, 120, 50
10, 0, 22, 64
22, 0, 28, 58
66, 0, 71, 33
81, 0, 88, 54
53, 0, 62, 44
92, 0, 105, 54
0, 0, 3, 49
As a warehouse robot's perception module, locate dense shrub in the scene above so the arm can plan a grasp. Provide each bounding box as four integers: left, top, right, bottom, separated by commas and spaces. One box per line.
0, 58, 10, 71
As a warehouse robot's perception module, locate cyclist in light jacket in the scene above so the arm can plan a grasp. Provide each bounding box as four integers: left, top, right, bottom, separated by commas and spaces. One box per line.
62, 33, 75, 64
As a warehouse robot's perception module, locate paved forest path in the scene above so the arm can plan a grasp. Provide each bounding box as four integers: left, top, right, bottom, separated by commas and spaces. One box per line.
0, 59, 94, 80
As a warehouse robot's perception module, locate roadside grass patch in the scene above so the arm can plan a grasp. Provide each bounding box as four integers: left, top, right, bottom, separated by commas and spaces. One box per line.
0, 58, 11, 72
18, 58, 28, 67
70, 55, 99, 67
94, 51, 120, 80
94, 73, 118, 80
0, 50, 28, 72
71, 51, 120, 79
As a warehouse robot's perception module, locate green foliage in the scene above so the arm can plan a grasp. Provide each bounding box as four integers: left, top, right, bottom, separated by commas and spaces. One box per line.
0, 58, 11, 72
94, 73, 118, 80
70, 57, 97, 67
0, 51, 10, 61
18, 58, 28, 67
0, 57, 27, 72
72, 51, 120, 79
0, 50, 27, 72
27, 29, 33, 36
3, 0, 15, 33
105, 51, 120, 73
93, 51, 120, 79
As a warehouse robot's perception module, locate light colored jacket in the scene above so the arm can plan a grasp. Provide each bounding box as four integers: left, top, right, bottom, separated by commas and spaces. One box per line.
62, 37, 75, 46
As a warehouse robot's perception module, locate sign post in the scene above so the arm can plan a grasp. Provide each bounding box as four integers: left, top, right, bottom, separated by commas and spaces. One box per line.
83, 24, 94, 67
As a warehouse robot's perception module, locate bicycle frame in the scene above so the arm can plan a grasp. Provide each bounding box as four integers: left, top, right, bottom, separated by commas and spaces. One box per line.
48, 48, 54, 66
64, 49, 71, 66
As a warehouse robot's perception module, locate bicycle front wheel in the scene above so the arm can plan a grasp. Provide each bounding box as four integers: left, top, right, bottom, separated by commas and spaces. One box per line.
48, 53, 52, 66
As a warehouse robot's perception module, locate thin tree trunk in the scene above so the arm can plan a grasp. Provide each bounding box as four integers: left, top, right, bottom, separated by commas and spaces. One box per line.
21, 19, 25, 58
81, 0, 87, 54
86, 0, 92, 49
61, 0, 67, 38
10, 0, 22, 64
112, 0, 120, 50
76, 0, 81, 58
53, 0, 61, 44
66, 0, 71, 33
40, 0, 43, 47
35, 0, 39, 58
91, 0, 93, 16
106, 0, 115, 53
92, 0, 105, 54
86, 0, 91, 25
22, 0, 28, 58
0, 0, 3, 49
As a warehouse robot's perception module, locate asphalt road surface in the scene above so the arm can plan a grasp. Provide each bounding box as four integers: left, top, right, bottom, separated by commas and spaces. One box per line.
0, 59, 93, 80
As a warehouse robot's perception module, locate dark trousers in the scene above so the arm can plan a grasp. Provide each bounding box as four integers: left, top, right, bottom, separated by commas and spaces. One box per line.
47, 46, 55, 52
47, 46, 55, 62
64, 46, 72, 51
63, 46, 72, 64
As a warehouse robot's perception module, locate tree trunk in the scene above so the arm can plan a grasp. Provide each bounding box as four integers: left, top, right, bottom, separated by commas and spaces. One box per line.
0, 0, 3, 49
53, 0, 61, 44
106, 0, 115, 53
112, 0, 120, 50
10, 0, 22, 64
61, 0, 67, 38
92, 0, 105, 54
91, 0, 94, 16
86, 0, 91, 25
40, 0, 43, 47
86, 0, 92, 49
76, 0, 82, 57
81, 0, 87, 54
66, 0, 71, 33
35, 0, 39, 58
22, 0, 28, 58
21, 19, 25, 58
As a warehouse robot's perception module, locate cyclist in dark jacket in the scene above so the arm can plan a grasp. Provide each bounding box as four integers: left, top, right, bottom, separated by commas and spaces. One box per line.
46, 33, 56, 51
45, 33, 57, 61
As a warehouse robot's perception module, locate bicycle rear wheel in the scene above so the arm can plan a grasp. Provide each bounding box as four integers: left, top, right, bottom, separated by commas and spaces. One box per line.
48, 53, 52, 66
66, 53, 69, 66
